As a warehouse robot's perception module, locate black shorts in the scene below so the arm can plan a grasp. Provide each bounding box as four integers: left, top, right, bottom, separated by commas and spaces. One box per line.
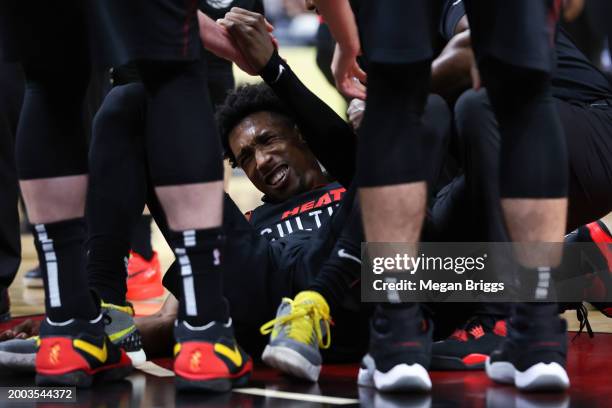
94, 0, 201, 65
463, 0, 560, 73
357, 0, 439, 64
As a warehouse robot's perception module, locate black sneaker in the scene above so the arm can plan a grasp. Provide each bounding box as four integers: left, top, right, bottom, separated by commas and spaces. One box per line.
431, 314, 507, 370
23, 265, 43, 288
357, 304, 432, 392
0, 288, 9, 322
566, 220, 612, 315
485, 304, 569, 391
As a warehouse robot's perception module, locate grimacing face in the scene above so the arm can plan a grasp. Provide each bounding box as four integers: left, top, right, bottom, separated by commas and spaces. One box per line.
228, 111, 324, 202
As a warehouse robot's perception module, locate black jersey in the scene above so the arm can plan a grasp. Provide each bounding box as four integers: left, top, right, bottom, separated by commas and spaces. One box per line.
248, 183, 347, 242
440, 0, 612, 103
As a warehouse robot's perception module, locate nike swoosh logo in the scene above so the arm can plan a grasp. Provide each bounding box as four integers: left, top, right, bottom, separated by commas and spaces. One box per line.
338, 249, 361, 264
274, 65, 285, 83
73, 339, 108, 363
214, 343, 242, 367
452, 0, 462, 5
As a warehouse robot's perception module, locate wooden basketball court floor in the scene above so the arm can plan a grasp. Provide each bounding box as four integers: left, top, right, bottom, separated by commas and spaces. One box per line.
2, 210, 612, 407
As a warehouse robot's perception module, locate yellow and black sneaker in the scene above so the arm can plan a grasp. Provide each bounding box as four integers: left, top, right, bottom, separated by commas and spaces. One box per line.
101, 301, 146, 367
260, 291, 331, 382
35, 315, 133, 388
173, 319, 252, 392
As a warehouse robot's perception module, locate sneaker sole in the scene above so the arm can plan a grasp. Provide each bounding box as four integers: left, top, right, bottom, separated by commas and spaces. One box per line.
515, 362, 570, 391
486, 358, 570, 391
36, 363, 133, 388
431, 354, 487, 371
485, 358, 515, 384
358, 354, 431, 392
261, 345, 321, 382
0, 351, 35, 373
373, 364, 432, 392
175, 372, 250, 393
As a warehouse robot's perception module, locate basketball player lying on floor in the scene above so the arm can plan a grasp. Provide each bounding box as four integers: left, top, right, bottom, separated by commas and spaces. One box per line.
2, 7, 611, 381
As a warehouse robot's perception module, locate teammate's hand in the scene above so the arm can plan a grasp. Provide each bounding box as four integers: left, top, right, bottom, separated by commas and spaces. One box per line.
332, 43, 367, 100
218, 8, 277, 73
0, 319, 40, 341
197, 11, 258, 75
347, 98, 366, 130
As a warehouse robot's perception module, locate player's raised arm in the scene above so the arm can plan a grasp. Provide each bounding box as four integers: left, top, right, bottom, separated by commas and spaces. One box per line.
197, 10, 258, 74
313, 0, 366, 99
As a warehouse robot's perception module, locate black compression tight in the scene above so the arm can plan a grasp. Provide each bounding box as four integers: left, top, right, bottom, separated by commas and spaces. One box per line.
478, 57, 567, 198
357, 61, 432, 187
16, 62, 90, 179
137, 60, 223, 186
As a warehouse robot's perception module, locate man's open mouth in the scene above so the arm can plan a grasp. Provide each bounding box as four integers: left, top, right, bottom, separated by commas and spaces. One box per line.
265, 164, 289, 187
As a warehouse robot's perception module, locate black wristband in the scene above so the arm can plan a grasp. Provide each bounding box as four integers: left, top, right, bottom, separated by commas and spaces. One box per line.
260, 50, 287, 84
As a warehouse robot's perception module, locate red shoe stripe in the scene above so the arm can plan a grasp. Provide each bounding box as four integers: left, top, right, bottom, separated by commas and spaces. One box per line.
493, 320, 507, 337
462, 353, 488, 366
586, 222, 612, 272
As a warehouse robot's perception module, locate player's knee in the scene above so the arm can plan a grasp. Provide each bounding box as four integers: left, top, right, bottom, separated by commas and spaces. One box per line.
478, 57, 552, 113
455, 90, 488, 134
454, 89, 498, 149
424, 94, 451, 149
93, 83, 146, 132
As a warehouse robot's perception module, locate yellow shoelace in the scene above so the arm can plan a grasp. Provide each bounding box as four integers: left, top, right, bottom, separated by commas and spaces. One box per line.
260, 297, 331, 349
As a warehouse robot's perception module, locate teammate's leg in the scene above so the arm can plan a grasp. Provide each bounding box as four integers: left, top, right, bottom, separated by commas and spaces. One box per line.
354, 0, 439, 392
463, 0, 569, 391
3, 3, 133, 385
0, 61, 23, 322
137, 58, 251, 391
86, 83, 150, 366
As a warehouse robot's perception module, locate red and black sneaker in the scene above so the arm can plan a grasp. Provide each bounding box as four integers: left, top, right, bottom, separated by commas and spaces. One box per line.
566, 220, 612, 317
173, 319, 253, 392
357, 304, 433, 392
431, 313, 507, 371
486, 304, 569, 391
35, 315, 133, 388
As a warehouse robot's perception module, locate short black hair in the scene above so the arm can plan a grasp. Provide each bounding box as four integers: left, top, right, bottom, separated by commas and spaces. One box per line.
216, 83, 296, 167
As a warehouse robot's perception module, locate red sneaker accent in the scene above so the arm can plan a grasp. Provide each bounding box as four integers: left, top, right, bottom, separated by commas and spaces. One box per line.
174, 342, 253, 381
493, 320, 507, 337
450, 329, 468, 342
36, 337, 89, 376
126, 251, 164, 301
469, 325, 485, 339
602, 308, 612, 318
586, 222, 612, 272
462, 353, 488, 366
